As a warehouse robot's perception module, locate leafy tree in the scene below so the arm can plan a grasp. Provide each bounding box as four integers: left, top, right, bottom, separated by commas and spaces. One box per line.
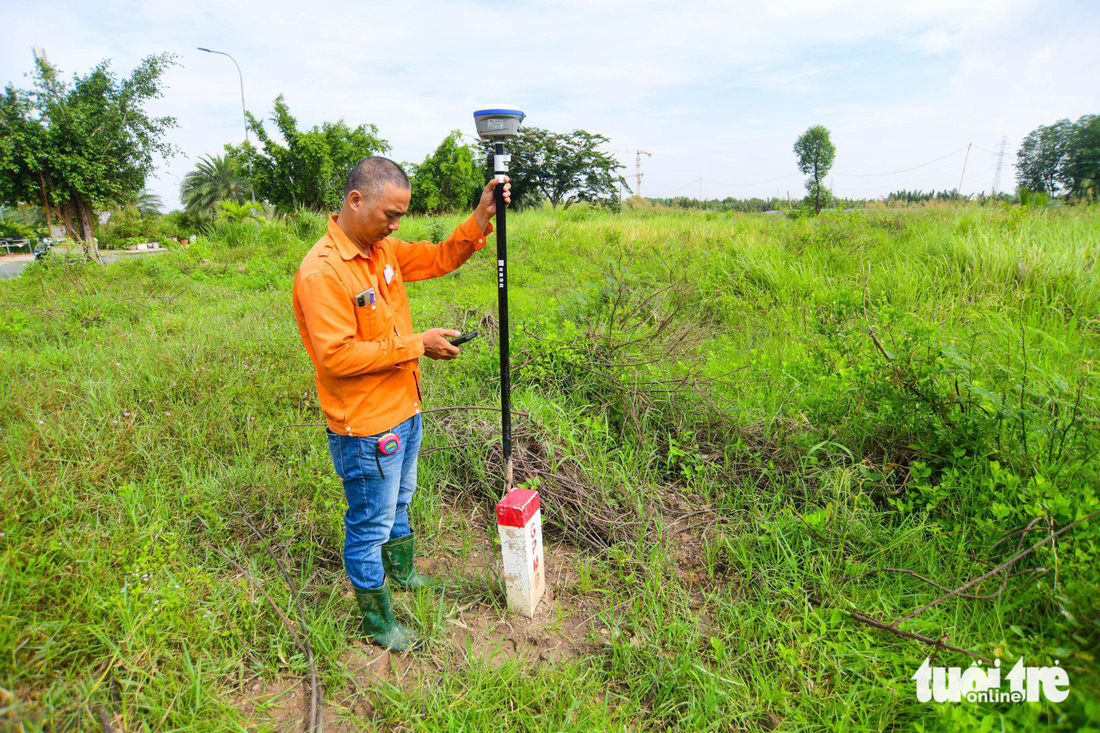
234, 95, 389, 212
181, 154, 250, 217
1015, 119, 1074, 196
480, 127, 625, 211
0, 87, 50, 229
1062, 114, 1100, 200
793, 125, 836, 215
0, 54, 177, 260
408, 131, 482, 214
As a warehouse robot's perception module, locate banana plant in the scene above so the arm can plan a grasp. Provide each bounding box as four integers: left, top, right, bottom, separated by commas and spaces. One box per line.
216, 199, 262, 224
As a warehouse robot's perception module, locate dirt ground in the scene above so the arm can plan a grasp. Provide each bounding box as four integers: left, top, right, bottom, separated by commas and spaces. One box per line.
230, 539, 601, 731
228, 493, 723, 731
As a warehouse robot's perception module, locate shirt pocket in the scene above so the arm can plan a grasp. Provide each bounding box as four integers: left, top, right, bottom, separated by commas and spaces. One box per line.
354, 292, 397, 340
354, 297, 383, 339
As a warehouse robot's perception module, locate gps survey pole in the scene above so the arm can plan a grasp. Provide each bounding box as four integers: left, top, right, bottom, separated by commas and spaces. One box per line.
493, 138, 513, 493
473, 108, 525, 495
475, 108, 544, 617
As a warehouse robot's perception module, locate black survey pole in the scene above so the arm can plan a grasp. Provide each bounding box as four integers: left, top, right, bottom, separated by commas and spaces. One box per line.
474, 108, 525, 495
494, 140, 513, 493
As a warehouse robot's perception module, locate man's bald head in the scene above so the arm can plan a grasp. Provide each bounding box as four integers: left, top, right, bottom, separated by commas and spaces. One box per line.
344, 156, 410, 203
338, 156, 412, 248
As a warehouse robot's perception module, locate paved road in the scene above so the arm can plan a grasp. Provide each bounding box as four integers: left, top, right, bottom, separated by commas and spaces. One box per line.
0, 249, 166, 279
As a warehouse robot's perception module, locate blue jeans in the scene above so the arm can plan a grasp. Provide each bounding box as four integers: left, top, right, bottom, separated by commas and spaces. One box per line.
326, 414, 423, 590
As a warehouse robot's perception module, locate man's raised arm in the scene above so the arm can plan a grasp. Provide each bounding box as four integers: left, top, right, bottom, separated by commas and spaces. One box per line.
391, 177, 511, 282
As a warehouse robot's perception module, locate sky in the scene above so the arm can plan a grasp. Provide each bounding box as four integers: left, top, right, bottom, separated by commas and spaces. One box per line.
2, 0, 1099, 210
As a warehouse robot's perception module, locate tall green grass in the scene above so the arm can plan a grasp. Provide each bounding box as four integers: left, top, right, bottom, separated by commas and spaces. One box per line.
1, 204, 1098, 729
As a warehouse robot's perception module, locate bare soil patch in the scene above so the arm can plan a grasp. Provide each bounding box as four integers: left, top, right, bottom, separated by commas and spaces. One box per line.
232, 535, 600, 731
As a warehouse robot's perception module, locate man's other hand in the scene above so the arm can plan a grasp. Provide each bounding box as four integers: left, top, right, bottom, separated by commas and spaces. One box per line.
474, 177, 511, 230
422, 328, 461, 360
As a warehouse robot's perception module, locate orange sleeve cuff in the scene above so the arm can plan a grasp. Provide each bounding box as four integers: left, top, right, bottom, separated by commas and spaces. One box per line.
458, 214, 492, 251
408, 332, 425, 359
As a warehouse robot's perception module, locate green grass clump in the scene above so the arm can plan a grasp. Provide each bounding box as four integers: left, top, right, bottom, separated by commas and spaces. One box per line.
2, 205, 1098, 730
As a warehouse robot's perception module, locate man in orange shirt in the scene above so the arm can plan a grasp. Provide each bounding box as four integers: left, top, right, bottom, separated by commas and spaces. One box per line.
293, 156, 510, 652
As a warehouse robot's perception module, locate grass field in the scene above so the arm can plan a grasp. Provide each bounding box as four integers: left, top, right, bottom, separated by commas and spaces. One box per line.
2, 204, 1099, 730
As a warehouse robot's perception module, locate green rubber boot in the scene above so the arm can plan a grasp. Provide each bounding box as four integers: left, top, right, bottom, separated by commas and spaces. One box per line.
381, 533, 432, 590
353, 581, 423, 653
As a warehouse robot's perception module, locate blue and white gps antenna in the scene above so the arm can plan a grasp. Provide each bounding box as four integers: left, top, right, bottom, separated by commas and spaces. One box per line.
473, 107, 525, 494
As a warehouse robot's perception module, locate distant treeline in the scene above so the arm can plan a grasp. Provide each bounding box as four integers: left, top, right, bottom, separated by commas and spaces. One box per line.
641, 196, 790, 212
640, 189, 1024, 212
638, 195, 875, 212
883, 189, 1013, 204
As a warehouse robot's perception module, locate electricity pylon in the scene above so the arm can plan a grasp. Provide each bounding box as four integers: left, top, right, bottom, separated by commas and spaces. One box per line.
991, 136, 1008, 195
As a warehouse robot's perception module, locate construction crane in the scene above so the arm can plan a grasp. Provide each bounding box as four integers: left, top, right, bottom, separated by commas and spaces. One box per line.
609, 149, 653, 197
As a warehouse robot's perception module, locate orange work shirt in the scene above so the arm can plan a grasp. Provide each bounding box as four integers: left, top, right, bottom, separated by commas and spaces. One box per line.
292, 213, 491, 436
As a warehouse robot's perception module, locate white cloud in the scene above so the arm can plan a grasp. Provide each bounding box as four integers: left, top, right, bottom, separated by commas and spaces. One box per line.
2, 0, 1097, 207
917, 30, 955, 54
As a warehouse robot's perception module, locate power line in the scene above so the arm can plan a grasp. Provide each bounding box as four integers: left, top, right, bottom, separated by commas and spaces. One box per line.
648, 142, 1028, 199
652, 179, 701, 197
958, 143, 973, 192
700, 173, 800, 187
836, 146, 968, 178
651, 172, 800, 199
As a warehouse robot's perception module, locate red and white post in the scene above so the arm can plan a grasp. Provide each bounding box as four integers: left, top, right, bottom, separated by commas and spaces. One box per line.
495, 488, 544, 617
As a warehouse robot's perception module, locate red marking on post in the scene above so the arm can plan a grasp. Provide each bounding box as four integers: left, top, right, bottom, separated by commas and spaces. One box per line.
496, 488, 540, 528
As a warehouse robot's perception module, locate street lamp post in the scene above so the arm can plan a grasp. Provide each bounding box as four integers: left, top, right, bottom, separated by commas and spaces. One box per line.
164, 171, 183, 207
197, 47, 255, 201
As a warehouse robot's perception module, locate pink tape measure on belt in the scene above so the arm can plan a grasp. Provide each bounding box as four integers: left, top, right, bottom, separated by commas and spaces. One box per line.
377, 432, 401, 455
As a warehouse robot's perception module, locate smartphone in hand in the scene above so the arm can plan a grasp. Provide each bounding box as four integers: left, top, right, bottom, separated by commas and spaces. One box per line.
448, 330, 479, 347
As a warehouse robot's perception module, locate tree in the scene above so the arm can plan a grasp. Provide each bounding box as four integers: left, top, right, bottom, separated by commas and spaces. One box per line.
1062, 115, 1100, 200
408, 131, 482, 214
0, 53, 177, 260
111, 188, 163, 225
1015, 119, 1073, 196
0, 86, 50, 230
181, 154, 250, 218
793, 125, 836, 215
133, 189, 163, 217
481, 127, 625, 211
234, 95, 389, 212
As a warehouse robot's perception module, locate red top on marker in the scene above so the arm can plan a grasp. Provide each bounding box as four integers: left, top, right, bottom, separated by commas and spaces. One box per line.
496, 488, 540, 528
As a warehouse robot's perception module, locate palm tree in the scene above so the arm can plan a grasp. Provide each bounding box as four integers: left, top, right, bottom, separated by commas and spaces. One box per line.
135, 189, 163, 216
181, 155, 250, 218
108, 188, 163, 227
1, 204, 47, 228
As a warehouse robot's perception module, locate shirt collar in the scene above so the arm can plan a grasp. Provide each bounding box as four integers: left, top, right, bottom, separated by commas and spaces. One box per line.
327, 214, 384, 261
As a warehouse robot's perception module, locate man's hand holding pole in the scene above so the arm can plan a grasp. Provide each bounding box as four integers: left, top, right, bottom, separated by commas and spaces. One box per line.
473, 177, 512, 231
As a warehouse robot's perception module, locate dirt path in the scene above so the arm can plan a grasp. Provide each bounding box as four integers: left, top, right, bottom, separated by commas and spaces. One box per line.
0, 245, 168, 279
